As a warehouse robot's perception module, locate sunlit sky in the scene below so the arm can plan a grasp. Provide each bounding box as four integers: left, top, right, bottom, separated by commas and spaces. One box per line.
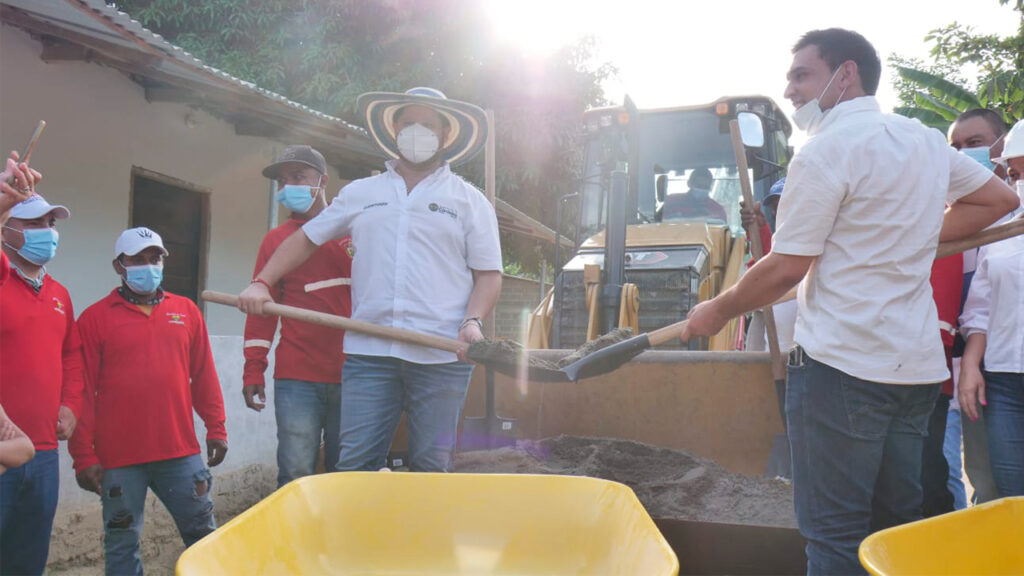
484, 0, 1017, 141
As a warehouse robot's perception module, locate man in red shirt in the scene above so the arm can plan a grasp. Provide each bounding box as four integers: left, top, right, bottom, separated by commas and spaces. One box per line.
1, 192, 84, 575
244, 145, 353, 486
69, 227, 227, 576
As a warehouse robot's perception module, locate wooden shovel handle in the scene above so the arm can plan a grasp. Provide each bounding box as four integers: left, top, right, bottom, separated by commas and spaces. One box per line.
202, 290, 463, 353
935, 216, 1024, 259
648, 319, 688, 348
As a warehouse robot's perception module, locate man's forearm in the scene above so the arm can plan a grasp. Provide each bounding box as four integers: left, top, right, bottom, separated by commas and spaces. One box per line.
255, 229, 319, 285
940, 176, 1020, 243
465, 270, 502, 321
716, 252, 812, 320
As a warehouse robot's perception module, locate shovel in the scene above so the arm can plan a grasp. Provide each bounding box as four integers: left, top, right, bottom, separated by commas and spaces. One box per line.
730, 119, 792, 479
202, 291, 574, 382
459, 366, 517, 452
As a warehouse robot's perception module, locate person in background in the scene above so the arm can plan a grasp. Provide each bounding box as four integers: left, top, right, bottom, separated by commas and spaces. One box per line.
947, 108, 1011, 505
742, 177, 796, 355
958, 118, 1024, 499
661, 167, 728, 223
70, 227, 227, 576
244, 145, 353, 487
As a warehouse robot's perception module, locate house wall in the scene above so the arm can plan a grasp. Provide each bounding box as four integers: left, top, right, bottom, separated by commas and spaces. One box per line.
0, 25, 354, 337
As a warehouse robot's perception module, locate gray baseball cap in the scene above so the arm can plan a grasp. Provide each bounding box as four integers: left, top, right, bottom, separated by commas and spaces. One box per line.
261, 145, 327, 179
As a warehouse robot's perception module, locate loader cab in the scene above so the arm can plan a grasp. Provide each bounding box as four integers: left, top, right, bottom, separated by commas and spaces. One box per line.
548, 96, 792, 350
576, 96, 792, 244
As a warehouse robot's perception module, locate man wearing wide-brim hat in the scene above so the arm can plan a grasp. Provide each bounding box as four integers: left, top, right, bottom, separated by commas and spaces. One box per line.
238, 87, 502, 472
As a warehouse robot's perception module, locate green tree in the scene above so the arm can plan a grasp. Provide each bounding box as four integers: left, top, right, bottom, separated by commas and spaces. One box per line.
112, 0, 615, 272
891, 0, 1023, 131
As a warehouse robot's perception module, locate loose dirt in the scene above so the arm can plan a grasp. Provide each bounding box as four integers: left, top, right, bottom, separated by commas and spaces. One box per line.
455, 435, 796, 527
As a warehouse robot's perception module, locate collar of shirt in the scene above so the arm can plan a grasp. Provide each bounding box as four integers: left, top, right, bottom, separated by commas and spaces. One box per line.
811, 95, 881, 137
384, 159, 451, 191
12, 264, 45, 291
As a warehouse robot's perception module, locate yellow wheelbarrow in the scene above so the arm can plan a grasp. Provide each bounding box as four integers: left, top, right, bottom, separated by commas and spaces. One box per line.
859, 496, 1024, 575
176, 472, 678, 575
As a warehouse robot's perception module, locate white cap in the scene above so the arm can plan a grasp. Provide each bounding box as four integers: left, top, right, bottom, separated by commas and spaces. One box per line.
993, 119, 1024, 165
114, 227, 168, 258
9, 194, 70, 220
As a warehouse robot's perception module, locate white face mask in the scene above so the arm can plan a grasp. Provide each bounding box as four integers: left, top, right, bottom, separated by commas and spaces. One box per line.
396, 123, 441, 164
791, 66, 847, 134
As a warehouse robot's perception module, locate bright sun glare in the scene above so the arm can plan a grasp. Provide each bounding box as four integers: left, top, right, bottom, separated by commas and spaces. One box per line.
483, 0, 589, 57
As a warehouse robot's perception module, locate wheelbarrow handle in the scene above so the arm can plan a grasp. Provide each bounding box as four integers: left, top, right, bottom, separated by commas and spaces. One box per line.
202, 290, 463, 353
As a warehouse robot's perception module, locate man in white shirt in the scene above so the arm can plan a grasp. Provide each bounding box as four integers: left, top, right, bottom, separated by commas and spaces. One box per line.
680, 29, 1019, 575
238, 88, 502, 473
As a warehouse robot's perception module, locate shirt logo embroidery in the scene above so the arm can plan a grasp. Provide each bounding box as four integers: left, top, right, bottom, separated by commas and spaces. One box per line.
363, 202, 388, 210
341, 238, 356, 258
167, 312, 186, 325
52, 298, 65, 315
428, 202, 458, 220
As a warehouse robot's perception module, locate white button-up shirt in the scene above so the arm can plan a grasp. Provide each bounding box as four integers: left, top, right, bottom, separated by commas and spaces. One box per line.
959, 234, 1024, 373
772, 96, 994, 384
303, 161, 502, 364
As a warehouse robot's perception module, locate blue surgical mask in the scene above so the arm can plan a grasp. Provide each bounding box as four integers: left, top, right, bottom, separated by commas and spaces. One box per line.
961, 146, 995, 172
275, 181, 320, 214
3, 226, 59, 265
124, 264, 163, 294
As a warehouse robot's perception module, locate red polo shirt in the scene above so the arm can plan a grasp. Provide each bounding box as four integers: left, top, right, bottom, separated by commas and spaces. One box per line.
243, 217, 352, 387
930, 253, 964, 396
69, 290, 226, 471
0, 268, 85, 450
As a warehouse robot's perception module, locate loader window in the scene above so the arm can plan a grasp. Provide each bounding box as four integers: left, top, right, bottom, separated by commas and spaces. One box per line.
637, 111, 745, 234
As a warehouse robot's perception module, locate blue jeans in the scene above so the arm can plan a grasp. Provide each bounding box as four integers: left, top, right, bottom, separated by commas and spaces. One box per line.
101, 454, 216, 576
274, 378, 342, 487
943, 407, 967, 509
983, 371, 1024, 497
0, 449, 58, 575
336, 354, 473, 472
787, 353, 939, 576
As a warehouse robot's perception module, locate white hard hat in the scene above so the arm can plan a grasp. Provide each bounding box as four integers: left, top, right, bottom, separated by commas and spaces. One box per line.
993, 119, 1024, 165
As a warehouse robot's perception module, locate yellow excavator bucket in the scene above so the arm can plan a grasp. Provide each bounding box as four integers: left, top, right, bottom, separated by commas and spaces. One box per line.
176, 472, 678, 575
859, 496, 1024, 575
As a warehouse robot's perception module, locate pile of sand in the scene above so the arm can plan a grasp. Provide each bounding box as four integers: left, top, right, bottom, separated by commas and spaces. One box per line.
455, 435, 796, 528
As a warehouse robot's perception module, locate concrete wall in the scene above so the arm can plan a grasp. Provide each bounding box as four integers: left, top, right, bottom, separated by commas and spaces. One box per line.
492, 274, 544, 341
0, 25, 351, 336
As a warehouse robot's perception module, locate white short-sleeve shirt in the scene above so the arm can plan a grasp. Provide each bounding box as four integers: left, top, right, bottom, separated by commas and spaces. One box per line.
772, 96, 993, 384
958, 234, 1024, 373
303, 161, 502, 364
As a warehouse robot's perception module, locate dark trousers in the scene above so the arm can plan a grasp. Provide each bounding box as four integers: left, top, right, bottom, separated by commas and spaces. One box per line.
920, 393, 955, 518
787, 354, 939, 575
0, 449, 59, 576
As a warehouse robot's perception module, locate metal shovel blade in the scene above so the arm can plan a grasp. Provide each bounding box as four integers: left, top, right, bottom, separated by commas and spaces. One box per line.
559, 334, 651, 381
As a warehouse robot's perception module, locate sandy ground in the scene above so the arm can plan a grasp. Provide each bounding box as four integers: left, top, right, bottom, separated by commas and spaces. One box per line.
47, 437, 792, 574
46, 465, 277, 576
